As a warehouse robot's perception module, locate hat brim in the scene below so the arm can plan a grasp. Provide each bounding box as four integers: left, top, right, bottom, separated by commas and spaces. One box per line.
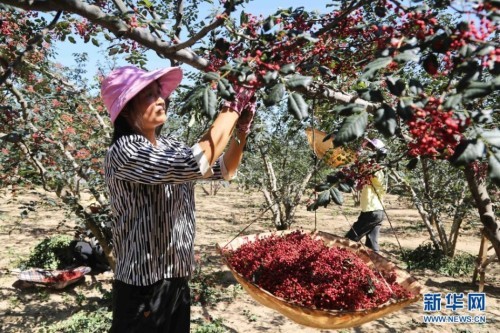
110, 67, 183, 123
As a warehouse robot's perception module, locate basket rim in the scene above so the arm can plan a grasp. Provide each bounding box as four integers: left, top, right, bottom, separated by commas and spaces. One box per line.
217, 229, 423, 315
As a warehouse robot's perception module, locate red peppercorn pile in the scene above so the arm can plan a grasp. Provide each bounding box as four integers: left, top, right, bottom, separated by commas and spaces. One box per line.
225, 231, 413, 311
43, 270, 84, 284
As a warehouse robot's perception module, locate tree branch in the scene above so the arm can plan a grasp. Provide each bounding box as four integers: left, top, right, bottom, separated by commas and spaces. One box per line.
1, 0, 210, 69
0, 10, 62, 86
111, 0, 128, 14
22, 60, 111, 135
315, 0, 368, 36
173, 0, 184, 40
4, 79, 29, 111
172, 15, 226, 52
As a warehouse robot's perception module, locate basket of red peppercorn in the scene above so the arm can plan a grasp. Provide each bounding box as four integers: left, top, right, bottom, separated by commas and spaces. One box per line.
217, 230, 422, 329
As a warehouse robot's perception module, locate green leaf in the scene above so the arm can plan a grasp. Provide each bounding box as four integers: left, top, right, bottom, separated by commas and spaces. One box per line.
463, 81, 494, 100
386, 77, 406, 96
315, 184, 330, 192
482, 130, 500, 148
488, 152, 500, 186
409, 79, 423, 95
68, 36, 76, 44
334, 111, 368, 145
319, 66, 334, 77
264, 83, 285, 107
285, 75, 313, 89
330, 187, 344, 205
240, 11, 248, 25
375, 104, 398, 137
91, 38, 100, 47
394, 50, 420, 63
459, 44, 475, 57
338, 183, 352, 193
203, 87, 217, 119
333, 103, 366, 116
361, 57, 393, 79
358, 89, 384, 102
306, 203, 318, 211
217, 79, 235, 100
478, 45, 495, 56
288, 92, 308, 120
263, 16, 275, 31
203, 72, 220, 82
263, 71, 279, 84
443, 94, 462, 109
219, 64, 233, 72
108, 48, 120, 56
181, 86, 204, 113
471, 109, 493, 123
450, 139, 486, 166
397, 97, 414, 121
279, 63, 296, 75
317, 190, 331, 207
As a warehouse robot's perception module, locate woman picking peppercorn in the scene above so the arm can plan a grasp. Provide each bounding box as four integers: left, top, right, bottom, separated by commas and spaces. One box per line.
101, 65, 256, 332
345, 138, 388, 253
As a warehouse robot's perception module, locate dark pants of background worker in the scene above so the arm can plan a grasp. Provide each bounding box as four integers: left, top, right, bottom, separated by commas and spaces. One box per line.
345, 210, 384, 253
110, 277, 190, 333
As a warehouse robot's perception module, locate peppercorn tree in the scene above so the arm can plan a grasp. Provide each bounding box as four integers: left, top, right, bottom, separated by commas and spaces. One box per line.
1, 0, 499, 262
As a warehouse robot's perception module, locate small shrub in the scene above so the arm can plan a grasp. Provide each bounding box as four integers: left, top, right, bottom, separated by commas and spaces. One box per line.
190, 271, 222, 305
20, 235, 74, 270
192, 318, 228, 333
189, 258, 225, 305
401, 243, 475, 277
39, 307, 112, 333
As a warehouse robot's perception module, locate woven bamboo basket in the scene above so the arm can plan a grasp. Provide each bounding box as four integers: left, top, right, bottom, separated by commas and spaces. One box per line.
217, 230, 423, 329
305, 127, 356, 168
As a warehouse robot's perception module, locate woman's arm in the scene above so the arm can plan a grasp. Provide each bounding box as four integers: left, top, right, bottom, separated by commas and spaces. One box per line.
221, 130, 247, 179
197, 106, 239, 166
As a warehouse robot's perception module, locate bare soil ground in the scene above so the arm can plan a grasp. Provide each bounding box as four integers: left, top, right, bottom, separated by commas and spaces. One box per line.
0, 184, 499, 333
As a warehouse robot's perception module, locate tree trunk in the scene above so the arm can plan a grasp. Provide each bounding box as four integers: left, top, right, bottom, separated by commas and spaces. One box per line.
463, 164, 500, 259
391, 170, 441, 248
61, 195, 116, 270
448, 185, 467, 257
421, 159, 450, 253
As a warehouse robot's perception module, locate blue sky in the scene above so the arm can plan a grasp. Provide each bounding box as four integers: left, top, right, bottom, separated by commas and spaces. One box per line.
52, 1, 329, 83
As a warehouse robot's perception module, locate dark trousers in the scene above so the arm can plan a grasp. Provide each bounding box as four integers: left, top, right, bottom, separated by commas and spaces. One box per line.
345, 210, 384, 252
110, 278, 190, 333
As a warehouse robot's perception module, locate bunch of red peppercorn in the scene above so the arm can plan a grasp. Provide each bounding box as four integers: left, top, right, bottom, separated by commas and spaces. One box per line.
407, 97, 464, 158
226, 231, 413, 311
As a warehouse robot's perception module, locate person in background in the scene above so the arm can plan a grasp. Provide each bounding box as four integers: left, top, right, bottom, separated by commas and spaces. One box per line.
101, 65, 256, 333
345, 138, 387, 253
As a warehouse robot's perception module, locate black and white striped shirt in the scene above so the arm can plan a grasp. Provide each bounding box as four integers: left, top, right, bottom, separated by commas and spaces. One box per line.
104, 134, 226, 286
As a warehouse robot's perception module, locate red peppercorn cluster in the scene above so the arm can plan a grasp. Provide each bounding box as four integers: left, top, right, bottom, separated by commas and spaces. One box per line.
337, 159, 382, 191
407, 98, 464, 158
225, 231, 413, 311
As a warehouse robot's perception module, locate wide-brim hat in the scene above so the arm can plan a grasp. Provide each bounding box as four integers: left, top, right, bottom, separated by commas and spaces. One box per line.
101, 65, 183, 123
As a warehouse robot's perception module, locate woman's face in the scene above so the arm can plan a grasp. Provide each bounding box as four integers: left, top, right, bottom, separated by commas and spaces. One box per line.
130, 81, 168, 132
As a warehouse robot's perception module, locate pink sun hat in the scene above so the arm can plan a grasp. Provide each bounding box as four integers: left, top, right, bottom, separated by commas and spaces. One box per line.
101, 65, 183, 123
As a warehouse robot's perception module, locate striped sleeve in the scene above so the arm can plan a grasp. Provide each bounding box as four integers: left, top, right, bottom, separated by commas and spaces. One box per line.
191, 144, 230, 181
208, 155, 233, 181
108, 135, 206, 184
